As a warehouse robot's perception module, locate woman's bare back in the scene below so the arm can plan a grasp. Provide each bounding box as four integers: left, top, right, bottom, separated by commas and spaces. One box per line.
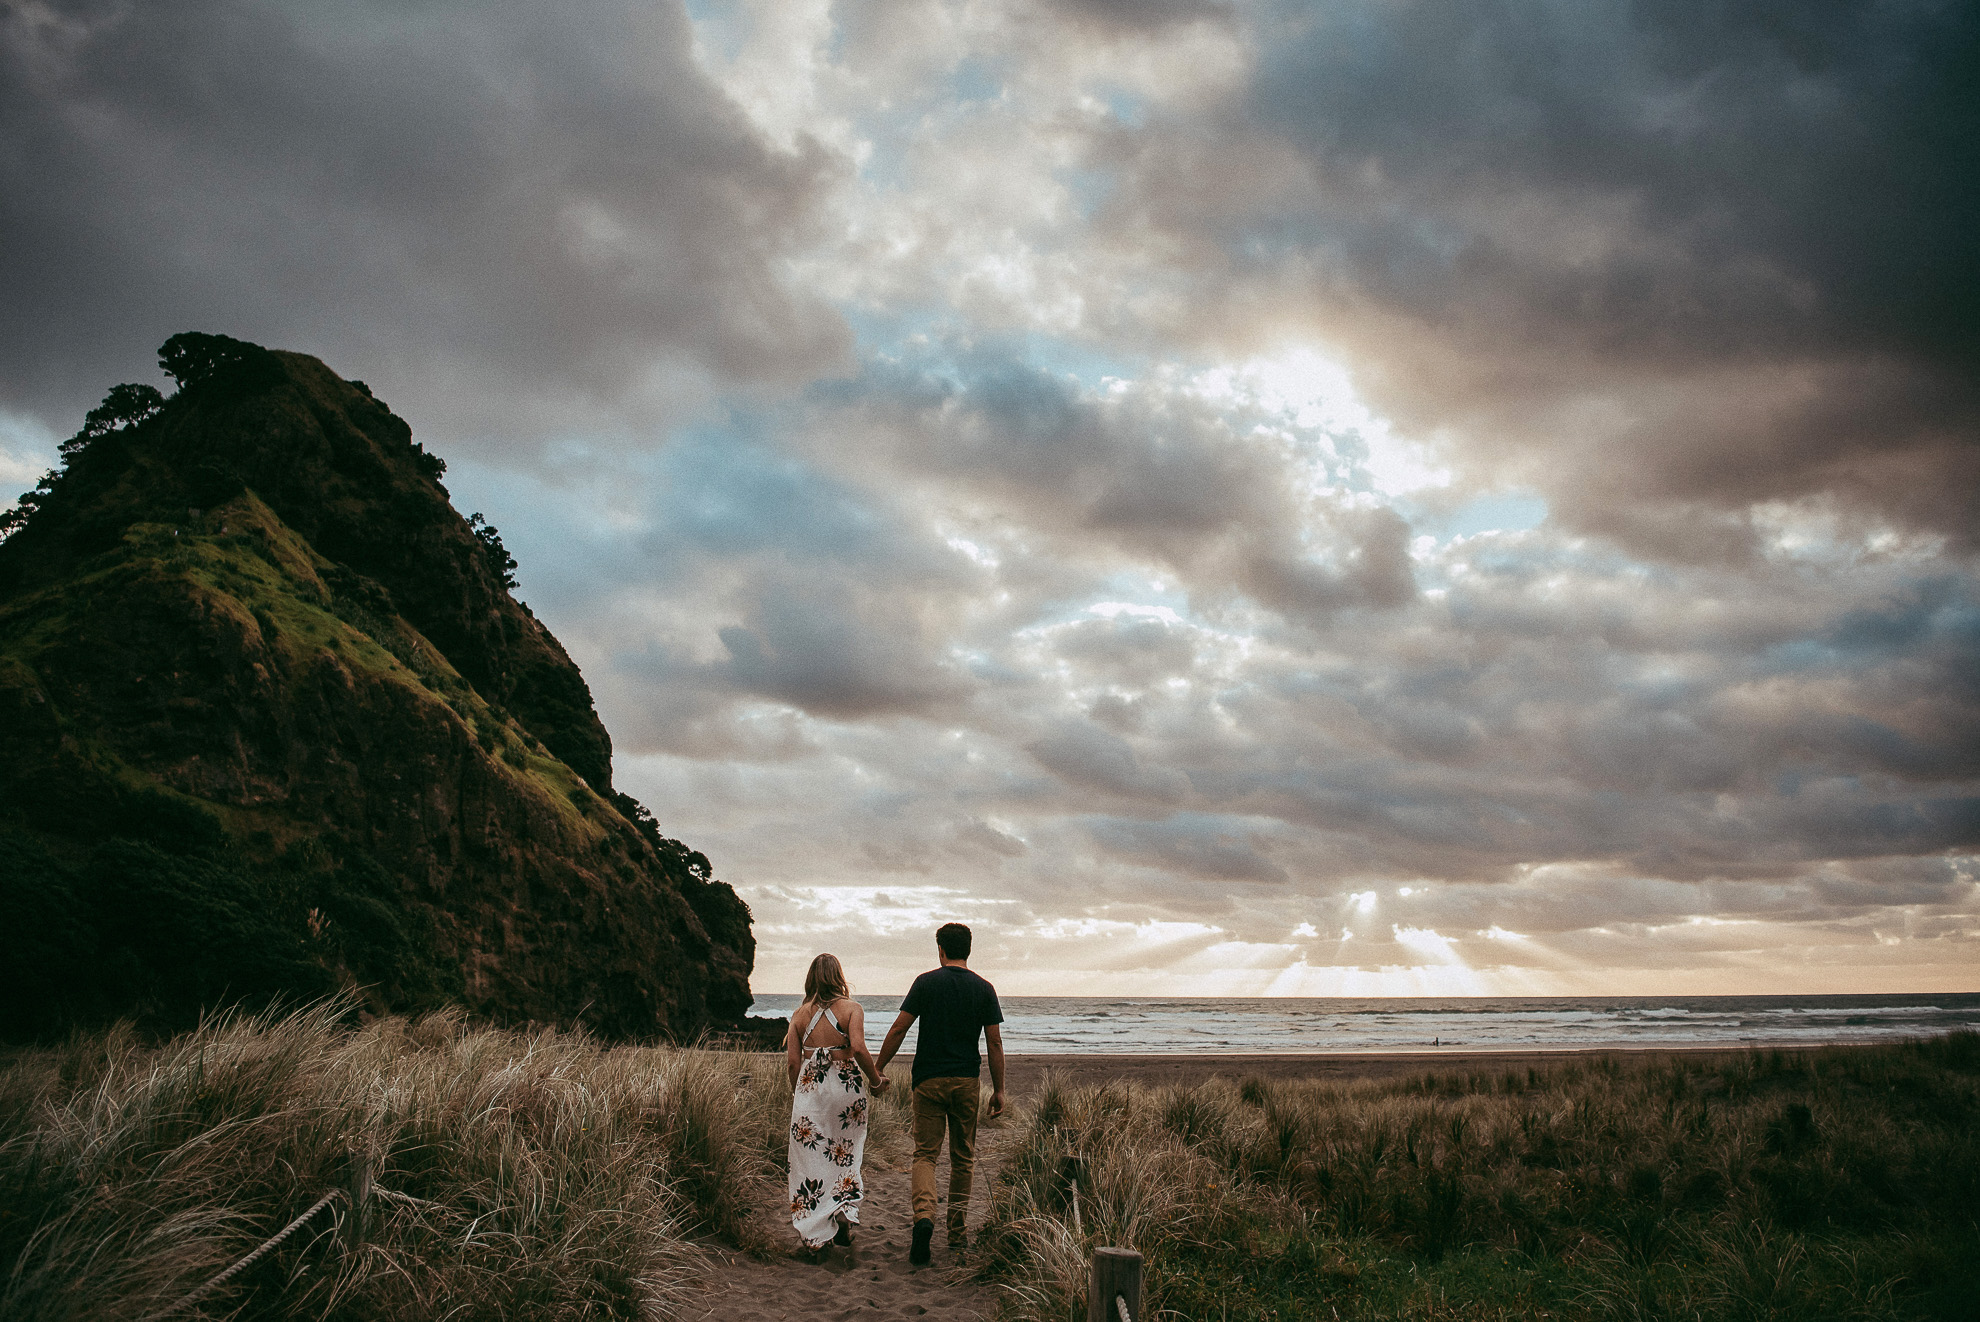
798, 997, 859, 1059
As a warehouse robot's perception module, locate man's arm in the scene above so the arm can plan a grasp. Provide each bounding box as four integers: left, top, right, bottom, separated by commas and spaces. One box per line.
984, 1023, 1006, 1116
875, 1011, 915, 1075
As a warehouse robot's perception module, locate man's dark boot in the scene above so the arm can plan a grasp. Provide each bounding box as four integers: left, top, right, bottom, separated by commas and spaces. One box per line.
909, 1218, 934, 1265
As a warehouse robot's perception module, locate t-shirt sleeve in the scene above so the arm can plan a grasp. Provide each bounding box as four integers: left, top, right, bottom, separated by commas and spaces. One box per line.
901, 973, 928, 1017
983, 986, 1004, 1026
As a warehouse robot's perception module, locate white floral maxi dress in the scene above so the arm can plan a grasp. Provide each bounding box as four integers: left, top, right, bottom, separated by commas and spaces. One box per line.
788, 1004, 870, 1247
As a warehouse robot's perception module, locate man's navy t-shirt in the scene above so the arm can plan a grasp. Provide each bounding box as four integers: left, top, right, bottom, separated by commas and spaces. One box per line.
902, 965, 1003, 1087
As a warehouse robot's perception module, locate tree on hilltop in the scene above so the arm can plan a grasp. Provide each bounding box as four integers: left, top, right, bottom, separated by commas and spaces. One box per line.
158, 331, 281, 393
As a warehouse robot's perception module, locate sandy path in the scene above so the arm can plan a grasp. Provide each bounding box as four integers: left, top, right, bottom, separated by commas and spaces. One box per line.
681, 1140, 1009, 1322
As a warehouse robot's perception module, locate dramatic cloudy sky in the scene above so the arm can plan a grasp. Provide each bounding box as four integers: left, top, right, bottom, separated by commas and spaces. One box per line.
5, 0, 1977, 996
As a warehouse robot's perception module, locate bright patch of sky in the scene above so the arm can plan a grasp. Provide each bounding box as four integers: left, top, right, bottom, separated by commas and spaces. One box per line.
1189, 347, 1452, 496
0, 409, 57, 492
948, 55, 1003, 105
1088, 601, 1186, 626
1429, 492, 1551, 541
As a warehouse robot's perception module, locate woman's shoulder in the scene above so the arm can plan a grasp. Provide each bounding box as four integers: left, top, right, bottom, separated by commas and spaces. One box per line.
833, 996, 862, 1013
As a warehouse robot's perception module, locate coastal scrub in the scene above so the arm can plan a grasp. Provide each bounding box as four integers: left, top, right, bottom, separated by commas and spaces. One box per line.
974, 1036, 1980, 1321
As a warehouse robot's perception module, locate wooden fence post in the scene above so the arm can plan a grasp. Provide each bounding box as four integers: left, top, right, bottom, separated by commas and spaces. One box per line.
344, 1151, 372, 1252
1089, 1246, 1142, 1322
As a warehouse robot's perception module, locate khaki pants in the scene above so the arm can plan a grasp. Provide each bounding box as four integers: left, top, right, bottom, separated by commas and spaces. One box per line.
910, 1077, 980, 1239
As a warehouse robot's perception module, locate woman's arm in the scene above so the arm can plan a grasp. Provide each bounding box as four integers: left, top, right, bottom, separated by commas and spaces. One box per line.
844, 1001, 889, 1093
785, 1005, 804, 1087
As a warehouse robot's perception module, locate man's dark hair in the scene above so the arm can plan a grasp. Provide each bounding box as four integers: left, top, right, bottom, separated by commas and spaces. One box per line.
936, 922, 971, 960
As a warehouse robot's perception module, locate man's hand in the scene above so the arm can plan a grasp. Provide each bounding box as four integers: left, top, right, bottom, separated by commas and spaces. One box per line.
872, 1076, 892, 1096
875, 1010, 915, 1074
984, 1023, 1005, 1116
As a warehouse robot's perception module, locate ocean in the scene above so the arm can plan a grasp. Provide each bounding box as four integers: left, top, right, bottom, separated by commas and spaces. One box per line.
746, 992, 1980, 1054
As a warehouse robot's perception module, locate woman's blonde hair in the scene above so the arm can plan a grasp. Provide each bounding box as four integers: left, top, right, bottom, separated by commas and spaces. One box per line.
802, 953, 850, 1006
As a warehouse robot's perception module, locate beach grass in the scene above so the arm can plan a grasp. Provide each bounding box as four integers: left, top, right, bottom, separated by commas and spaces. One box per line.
0, 1001, 907, 1321
973, 1035, 1980, 1321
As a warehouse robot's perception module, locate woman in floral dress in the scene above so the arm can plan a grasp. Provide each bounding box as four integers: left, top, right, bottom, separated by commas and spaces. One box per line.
785, 953, 891, 1251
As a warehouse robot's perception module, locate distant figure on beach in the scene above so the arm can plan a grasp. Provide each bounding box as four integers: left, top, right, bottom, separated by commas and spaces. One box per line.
785, 953, 891, 1253
875, 922, 1005, 1266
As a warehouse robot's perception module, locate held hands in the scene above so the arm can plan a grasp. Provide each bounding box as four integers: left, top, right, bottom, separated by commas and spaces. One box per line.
871, 1076, 892, 1096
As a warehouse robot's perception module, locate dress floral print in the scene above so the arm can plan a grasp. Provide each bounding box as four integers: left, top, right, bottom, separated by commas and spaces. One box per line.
788, 1004, 869, 1248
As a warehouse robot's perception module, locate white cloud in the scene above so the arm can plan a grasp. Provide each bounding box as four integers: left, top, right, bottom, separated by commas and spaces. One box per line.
1088, 601, 1185, 625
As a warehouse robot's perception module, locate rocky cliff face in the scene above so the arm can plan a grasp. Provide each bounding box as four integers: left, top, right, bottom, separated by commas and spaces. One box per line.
0, 335, 753, 1040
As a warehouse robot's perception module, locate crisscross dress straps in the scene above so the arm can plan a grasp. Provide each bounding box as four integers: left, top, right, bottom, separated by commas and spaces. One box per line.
803, 1003, 849, 1048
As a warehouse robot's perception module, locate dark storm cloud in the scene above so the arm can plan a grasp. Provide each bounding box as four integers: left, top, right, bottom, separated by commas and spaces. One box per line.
1096, 0, 1980, 547
0, 0, 847, 438
1250, 1, 1979, 357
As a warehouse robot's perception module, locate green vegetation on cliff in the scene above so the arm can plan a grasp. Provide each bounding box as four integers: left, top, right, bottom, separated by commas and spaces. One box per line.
0, 334, 753, 1040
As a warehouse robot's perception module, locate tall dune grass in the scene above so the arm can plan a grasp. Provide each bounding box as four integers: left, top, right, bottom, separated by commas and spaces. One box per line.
0, 1002, 866, 1321
975, 1035, 1980, 1321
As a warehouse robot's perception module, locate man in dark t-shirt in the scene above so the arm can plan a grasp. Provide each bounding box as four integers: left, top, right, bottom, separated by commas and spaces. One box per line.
875, 922, 1005, 1265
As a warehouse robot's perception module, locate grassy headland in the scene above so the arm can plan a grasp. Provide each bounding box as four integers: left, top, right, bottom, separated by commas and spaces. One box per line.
975, 1035, 1980, 1321
2, 336, 756, 1042
0, 1003, 909, 1320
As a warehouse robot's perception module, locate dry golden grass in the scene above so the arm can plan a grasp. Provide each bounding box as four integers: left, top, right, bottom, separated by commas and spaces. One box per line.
973, 1036, 1980, 1321
0, 1001, 912, 1321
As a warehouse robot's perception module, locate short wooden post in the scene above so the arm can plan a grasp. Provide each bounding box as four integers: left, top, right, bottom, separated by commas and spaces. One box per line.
1089, 1246, 1142, 1322
1059, 1153, 1087, 1232
344, 1151, 372, 1252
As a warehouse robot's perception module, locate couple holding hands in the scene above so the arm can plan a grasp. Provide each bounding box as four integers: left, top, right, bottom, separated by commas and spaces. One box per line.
783, 922, 1006, 1265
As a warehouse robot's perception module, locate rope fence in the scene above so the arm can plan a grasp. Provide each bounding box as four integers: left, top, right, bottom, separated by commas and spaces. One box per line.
136, 1187, 345, 1322
136, 1153, 375, 1322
